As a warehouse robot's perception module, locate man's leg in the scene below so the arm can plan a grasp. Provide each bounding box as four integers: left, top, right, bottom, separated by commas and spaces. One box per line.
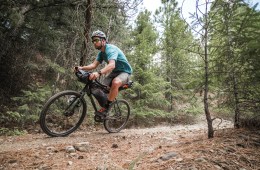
108, 77, 122, 102
107, 72, 130, 103
97, 72, 129, 115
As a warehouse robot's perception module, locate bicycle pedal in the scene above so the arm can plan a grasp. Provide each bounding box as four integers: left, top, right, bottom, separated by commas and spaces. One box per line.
94, 115, 104, 122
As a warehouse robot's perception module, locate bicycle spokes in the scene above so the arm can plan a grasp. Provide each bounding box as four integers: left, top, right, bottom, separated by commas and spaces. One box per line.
40, 91, 86, 137
104, 100, 130, 133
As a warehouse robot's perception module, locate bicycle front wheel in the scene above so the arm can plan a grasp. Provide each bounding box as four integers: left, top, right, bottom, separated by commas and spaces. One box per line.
104, 99, 130, 133
39, 90, 87, 137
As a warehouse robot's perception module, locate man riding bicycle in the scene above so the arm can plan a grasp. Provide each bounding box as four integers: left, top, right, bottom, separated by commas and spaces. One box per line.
76, 30, 132, 117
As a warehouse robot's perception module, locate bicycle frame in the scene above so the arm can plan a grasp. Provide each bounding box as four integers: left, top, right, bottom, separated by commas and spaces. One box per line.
78, 80, 109, 113
40, 70, 133, 136
78, 78, 132, 115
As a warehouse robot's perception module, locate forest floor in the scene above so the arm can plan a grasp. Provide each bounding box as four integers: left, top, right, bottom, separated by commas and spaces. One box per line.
0, 117, 260, 170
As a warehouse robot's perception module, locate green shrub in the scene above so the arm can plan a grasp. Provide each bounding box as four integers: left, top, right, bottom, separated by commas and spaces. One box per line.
2, 85, 52, 129
0, 127, 27, 136
182, 105, 203, 116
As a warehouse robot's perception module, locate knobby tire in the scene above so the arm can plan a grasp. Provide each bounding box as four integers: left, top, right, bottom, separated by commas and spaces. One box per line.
39, 90, 87, 137
104, 99, 130, 133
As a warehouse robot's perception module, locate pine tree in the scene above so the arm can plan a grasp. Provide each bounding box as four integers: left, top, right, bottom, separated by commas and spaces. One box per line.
126, 10, 169, 117
155, 0, 195, 111
209, 0, 260, 128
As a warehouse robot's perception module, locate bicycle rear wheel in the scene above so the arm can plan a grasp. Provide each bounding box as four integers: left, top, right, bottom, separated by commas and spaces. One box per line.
40, 90, 87, 137
104, 99, 130, 133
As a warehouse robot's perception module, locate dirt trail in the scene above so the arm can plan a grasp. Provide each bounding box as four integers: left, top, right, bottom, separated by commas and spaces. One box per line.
1, 119, 259, 170
0, 117, 231, 153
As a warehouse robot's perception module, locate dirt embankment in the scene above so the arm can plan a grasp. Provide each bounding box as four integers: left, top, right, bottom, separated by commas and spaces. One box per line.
0, 119, 259, 170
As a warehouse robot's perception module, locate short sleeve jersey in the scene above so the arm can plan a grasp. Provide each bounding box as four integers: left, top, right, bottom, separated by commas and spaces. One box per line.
96, 44, 132, 74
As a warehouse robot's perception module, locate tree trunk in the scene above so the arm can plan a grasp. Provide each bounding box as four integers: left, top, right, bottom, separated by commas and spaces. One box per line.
233, 73, 240, 128
80, 0, 92, 66
203, 1, 214, 138
105, 15, 113, 42
204, 46, 214, 138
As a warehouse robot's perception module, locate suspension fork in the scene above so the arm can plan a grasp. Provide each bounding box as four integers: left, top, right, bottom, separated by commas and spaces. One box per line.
64, 91, 86, 116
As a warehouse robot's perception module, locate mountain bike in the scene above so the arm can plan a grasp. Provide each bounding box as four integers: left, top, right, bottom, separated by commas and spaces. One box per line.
39, 70, 133, 137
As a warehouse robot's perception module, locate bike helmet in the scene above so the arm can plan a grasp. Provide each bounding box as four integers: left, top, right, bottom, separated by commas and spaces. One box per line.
91, 30, 106, 40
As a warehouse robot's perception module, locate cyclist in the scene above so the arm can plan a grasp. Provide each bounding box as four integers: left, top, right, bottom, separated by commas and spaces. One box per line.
76, 30, 132, 117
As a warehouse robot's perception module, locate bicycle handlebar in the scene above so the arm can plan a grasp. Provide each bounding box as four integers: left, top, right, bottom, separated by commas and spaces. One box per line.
75, 69, 109, 88
75, 69, 133, 91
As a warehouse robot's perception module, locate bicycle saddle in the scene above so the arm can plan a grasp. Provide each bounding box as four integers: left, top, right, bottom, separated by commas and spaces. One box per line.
119, 81, 133, 91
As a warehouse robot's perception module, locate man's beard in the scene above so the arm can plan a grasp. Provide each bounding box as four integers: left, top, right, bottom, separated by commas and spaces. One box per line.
95, 45, 102, 50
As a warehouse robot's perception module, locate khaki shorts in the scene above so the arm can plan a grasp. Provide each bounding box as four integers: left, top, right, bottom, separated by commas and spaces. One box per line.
103, 72, 131, 87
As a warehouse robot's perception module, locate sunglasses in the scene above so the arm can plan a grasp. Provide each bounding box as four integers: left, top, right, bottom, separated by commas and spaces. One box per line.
92, 38, 101, 43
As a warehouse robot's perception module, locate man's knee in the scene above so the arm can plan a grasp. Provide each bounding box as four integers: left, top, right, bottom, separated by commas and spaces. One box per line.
112, 78, 122, 87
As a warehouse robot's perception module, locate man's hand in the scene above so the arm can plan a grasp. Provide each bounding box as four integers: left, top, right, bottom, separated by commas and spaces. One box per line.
89, 72, 100, 80
74, 66, 83, 72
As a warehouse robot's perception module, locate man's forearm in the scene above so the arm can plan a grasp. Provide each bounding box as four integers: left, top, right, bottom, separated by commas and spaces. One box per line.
81, 64, 96, 70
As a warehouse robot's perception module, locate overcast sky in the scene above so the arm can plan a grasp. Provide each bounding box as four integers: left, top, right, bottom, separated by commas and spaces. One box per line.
142, 0, 260, 23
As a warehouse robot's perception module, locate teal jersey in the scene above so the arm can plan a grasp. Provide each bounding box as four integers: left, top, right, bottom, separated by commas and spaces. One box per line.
96, 44, 132, 74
